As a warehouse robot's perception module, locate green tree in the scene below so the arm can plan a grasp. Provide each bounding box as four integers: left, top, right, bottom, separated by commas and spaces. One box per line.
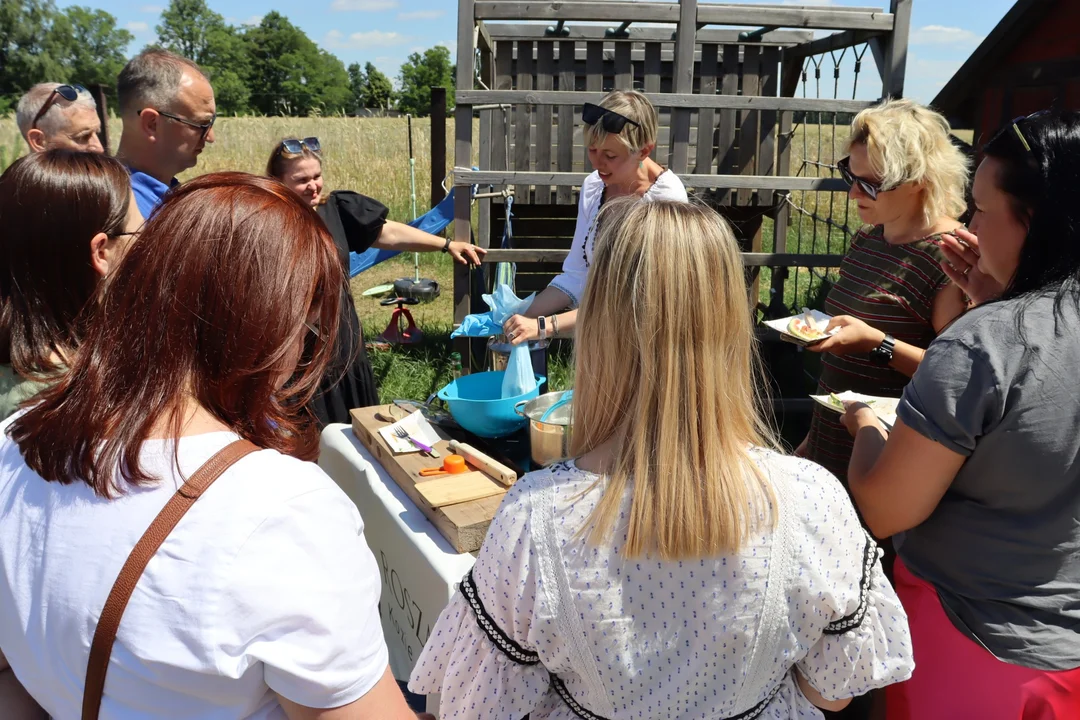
397, 45, 454, 116
50, 7, 132, 91
156, 0, 251, 114
362, 62, 394, 111
0, 0, 66, 112
244, 11, 351, 116
348, 62, 365, 113
0, 0, 131, 112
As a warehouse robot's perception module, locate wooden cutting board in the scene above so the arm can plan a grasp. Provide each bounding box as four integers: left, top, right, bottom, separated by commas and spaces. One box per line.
350, 406, 507, 553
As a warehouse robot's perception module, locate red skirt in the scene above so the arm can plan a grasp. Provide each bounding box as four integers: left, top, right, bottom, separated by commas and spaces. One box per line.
887, 557, 1080, 719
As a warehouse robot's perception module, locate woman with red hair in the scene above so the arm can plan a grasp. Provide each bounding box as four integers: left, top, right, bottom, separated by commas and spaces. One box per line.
0, 173, 418, 719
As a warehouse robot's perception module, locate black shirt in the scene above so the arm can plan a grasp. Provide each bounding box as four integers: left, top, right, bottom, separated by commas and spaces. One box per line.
312, 190, 389, 425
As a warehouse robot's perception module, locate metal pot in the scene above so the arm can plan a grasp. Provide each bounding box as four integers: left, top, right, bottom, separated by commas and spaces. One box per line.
515, 390, 573, 467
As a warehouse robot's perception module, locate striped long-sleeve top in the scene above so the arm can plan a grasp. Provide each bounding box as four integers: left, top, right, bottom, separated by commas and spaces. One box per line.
805, 224, 951, 482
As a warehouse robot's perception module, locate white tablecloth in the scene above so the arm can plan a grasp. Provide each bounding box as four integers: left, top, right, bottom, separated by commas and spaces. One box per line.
318, 424, 476, 692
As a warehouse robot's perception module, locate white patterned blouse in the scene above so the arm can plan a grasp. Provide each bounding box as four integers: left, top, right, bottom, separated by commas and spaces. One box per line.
409, 450, 913, 719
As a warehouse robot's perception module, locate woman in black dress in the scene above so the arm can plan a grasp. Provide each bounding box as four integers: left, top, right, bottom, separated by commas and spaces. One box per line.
267, 137, 485, 425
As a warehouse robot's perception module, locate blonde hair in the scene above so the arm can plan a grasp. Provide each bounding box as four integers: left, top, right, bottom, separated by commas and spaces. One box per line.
845, 98, 970, 225
571, 199, 776, 560
583, 89, 659, 155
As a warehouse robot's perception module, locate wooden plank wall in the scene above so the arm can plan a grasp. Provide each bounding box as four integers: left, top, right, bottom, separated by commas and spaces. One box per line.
488, 39, 787, 210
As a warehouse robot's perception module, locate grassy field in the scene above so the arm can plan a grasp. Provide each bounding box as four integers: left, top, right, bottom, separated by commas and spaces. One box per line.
0, 115, 974, 404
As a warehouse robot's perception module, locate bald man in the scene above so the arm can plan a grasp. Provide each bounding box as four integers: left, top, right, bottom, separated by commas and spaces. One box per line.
15, 83, 104, 153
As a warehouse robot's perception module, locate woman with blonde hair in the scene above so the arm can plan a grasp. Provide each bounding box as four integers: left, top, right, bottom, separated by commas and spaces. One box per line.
410, 199, 913, 719
798, 98, 991, 484
502, 88, 687, 345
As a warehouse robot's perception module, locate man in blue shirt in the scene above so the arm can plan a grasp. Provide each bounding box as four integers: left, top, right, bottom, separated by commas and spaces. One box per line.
114, 49, 216, 218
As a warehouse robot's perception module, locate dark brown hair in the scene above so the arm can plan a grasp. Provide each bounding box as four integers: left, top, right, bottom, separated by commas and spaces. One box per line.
9, 172, 345, 497
0, 150, 131, 376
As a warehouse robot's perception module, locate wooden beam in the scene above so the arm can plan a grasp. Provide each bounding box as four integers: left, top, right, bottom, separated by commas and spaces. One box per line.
476, 19, 494, 56
696, 4, 894, 31
475, 2, 680, 23
480, 248, 845, 267
783, 29, 885, 63
454, 169, 849, 192
454, 0, 477, 370
669, 0, 698, 173
881, 0, 911, 97
456, 89, 878, 113
486, 25, 812, 45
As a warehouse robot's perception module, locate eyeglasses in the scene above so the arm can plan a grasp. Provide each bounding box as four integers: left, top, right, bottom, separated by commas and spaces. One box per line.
281, 137, 321, 155
837, 156, 888, 201
1011, 110, 1050, 154
145, 109, 216, 139
582, 103, 640, 134
31, 84, 87, 130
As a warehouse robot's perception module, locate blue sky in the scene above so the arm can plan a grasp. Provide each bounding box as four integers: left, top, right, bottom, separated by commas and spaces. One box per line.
59, 0, 1015, 105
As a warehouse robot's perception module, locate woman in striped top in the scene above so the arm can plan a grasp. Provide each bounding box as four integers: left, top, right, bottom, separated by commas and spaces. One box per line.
797, 99, 984, 484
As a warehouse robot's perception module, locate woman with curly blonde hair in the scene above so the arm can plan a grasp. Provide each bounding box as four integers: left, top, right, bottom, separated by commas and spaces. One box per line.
797, 99, 991, 487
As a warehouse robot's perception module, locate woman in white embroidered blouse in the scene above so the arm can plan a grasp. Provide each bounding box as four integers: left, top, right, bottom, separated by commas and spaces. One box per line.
501, 89, 687, 346
410, 199, 914, 719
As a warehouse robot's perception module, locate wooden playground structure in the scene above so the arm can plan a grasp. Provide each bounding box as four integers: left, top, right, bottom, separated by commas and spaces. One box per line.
447, 0, 913, 428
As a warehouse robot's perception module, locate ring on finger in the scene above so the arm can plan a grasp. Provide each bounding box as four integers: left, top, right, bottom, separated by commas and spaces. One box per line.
962, 266, 971, 276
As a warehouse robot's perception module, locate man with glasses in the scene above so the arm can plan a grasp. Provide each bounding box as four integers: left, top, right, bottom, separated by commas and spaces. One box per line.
15, 83, 104, 153
115, 49, 216, 218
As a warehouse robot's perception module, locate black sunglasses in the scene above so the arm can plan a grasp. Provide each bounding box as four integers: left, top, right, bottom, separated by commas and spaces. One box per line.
837, 156, 888, 201
582, 103, 640, 134
31, 84, 88, 130
146, 109, 217, 139
281, 137, 321, 155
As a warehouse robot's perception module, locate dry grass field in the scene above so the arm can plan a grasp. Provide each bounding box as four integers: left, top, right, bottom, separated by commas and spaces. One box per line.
0, 115, 975, 401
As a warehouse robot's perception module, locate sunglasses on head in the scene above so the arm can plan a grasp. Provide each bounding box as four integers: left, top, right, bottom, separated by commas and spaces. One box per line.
281, 137, 321, 155
1011, 110, 1050, 154
31, 84, 87, 130
837, 156, 888, 200
582, 103, 640, 134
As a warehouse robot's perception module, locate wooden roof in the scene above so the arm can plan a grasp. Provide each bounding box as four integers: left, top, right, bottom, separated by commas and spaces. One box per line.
931, 0, 1056, 124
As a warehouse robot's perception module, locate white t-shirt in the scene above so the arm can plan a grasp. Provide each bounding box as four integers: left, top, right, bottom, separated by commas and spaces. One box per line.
0, 419, 388, 719
548, 169, 689, 306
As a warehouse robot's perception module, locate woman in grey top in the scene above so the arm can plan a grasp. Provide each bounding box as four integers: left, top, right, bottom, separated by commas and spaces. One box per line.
843, 111, 1080, 718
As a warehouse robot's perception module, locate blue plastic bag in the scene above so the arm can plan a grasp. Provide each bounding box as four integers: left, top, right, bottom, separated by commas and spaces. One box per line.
451, 284, 537, 398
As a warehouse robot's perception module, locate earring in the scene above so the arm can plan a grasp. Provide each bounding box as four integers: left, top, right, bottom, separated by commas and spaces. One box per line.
639, 160, 644, 169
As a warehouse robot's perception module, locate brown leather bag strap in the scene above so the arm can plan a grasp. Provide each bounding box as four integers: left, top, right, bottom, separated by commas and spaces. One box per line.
81, 438, 259, 720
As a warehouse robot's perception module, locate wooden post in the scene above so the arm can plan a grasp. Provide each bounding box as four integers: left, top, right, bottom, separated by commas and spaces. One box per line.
882, 0, 912, 97
454, 0, 478, 372
90, 84, 110, 153
668, 0, 698, 173
430, 87, 447, 208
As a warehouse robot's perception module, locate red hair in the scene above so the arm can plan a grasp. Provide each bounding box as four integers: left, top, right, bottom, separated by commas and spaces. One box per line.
9, 172, 345, 497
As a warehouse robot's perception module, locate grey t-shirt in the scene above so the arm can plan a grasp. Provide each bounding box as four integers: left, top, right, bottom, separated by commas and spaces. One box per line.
897, 292, 1080, 670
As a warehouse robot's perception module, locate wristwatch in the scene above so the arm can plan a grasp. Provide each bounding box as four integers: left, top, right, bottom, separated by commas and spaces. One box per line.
868, 334, 895, 366
441, 237, 452, 253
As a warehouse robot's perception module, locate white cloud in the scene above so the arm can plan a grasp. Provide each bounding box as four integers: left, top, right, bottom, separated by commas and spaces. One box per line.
324, 29, 411, 48
397, 9, 444, 20
241, 15, 263, 26
436, 40, 457, 55
330, 0, 397, 11
910, 25, 984, 47
904, 58, 966, 103
139, 4, 163, 13
126, 21, 150, 32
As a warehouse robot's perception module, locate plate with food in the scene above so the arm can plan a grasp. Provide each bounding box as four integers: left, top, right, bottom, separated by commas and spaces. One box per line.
809, 391, 899, 429
764, 308, 838, 346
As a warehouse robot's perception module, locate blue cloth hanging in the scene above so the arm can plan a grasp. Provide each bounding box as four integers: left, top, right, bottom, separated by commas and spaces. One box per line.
348, 190, 459, 277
